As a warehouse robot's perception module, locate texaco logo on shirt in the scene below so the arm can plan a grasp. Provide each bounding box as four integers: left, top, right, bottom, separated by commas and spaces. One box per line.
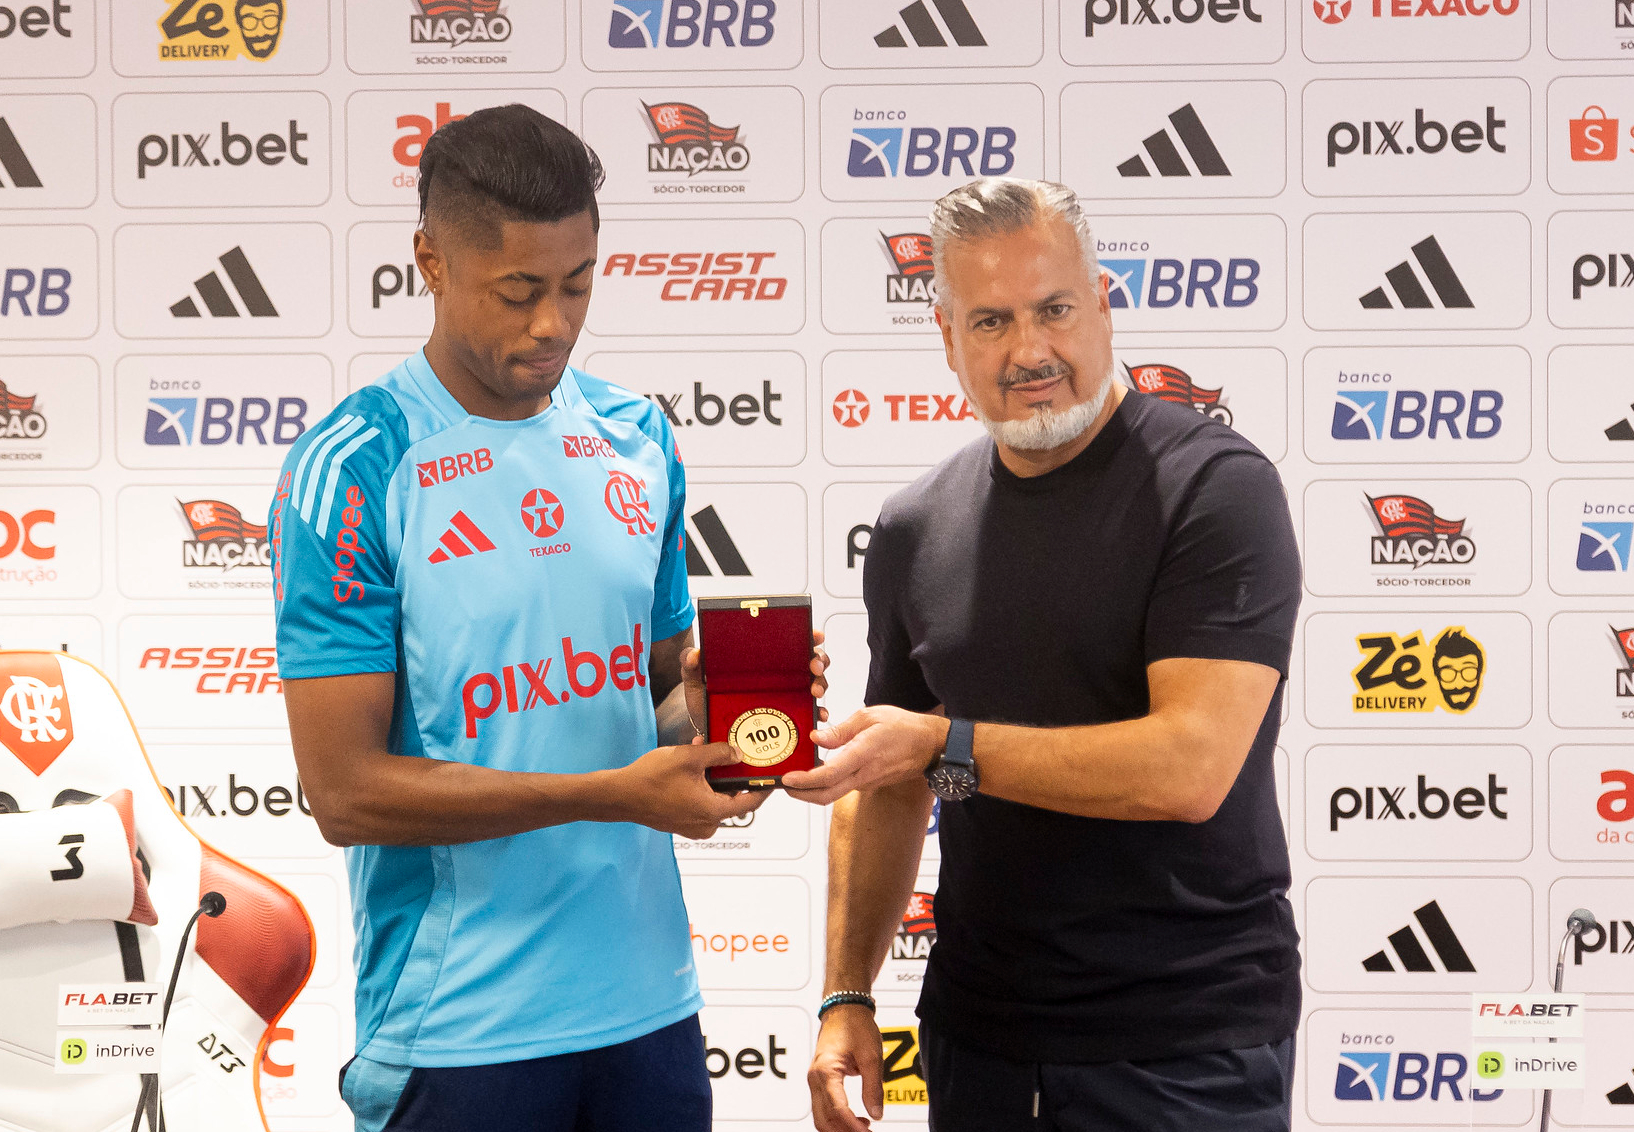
832, 390, 870, 428
520, 489, 565, 539
605, 470, 655, 536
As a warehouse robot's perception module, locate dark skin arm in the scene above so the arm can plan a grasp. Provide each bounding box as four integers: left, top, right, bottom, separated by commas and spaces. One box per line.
285, 627, 827, 848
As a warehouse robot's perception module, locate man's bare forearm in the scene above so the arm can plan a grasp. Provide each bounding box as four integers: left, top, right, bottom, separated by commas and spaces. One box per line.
825, 779, 935, 994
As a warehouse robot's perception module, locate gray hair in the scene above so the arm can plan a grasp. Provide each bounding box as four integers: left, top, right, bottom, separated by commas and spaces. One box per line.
928, 178, 1099, 303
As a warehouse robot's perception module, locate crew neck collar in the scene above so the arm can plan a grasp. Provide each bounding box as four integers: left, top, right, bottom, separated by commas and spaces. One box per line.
987, 391, 1140, 493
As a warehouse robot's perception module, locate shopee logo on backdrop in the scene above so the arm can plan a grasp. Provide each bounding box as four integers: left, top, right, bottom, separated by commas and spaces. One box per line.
690, 922, 790, 961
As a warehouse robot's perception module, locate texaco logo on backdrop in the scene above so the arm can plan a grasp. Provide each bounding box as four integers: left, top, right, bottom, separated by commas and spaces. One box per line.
1302, 210, 1530, 330
342, 0, 566, 75
112, 223, 332, 339
1304, 876, 1531, 992
583, 86, 804, 204
817, 0, 1043, 69
1302, 77, 1529, 197
343, 88, 567, 206
1061, 0, 1283, 67
113, 353, 333, 470
1303, 345, 1531, 464
111, 89, 331, 209
583, 350, 806, 467
118, 614, 284, 729
1550, 746, 1634, 861
1305, 744, 1530, 863
0, 223, 97, 340
1094, 213, 1286, 332
0, 485, 99, 599
1302, 611, 1531, 729
583, 0, 802, 72
1547, 612, 1634, 729
0, 0, 94, 79
1059, 80, 1286, 200
821, 350, 985, 468
0, 93, 96, 207
1549, 345, 1634, 463
0, 356, 99, 470
587, 218, 805, 336
1303, 0, 1528, 63
1301, 479, 1531, 597
818, 82, 1044, 202
145, 742, 331, 860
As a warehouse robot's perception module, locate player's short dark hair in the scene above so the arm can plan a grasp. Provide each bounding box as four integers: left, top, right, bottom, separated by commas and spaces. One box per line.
418, 104, 605, 246
1432, 628, 1484, 673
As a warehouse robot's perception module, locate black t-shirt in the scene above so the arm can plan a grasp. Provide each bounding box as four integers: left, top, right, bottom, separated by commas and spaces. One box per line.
863, 390, 1303, 1065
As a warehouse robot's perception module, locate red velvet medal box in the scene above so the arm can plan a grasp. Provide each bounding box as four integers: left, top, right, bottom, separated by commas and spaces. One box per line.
698, 595, 818, 790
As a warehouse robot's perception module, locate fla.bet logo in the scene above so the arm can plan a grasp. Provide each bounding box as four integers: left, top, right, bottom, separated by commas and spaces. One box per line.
607, 0, 777, 49
1351, 625, 1485, 715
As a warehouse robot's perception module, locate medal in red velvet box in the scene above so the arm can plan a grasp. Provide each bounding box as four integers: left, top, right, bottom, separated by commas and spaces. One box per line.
697, 595, 819, 791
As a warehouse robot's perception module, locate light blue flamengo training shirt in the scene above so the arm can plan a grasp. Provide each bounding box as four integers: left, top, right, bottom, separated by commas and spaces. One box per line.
269, 350, 702, 1067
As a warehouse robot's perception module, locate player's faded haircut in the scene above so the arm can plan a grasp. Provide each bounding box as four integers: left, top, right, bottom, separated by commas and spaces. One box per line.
928, 178, 1098, 301
1433, 628, 1484, 673
418, 104, 606, 246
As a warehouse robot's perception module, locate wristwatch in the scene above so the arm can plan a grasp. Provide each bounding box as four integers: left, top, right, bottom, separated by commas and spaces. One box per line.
925, 719, 979, 801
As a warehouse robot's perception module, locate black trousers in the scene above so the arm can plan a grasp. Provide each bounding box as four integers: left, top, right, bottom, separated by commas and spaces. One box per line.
921, 1024, 1295, 1132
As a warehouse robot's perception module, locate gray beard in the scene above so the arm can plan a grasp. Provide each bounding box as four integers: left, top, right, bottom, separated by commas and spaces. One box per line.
974, 366, 1113, 452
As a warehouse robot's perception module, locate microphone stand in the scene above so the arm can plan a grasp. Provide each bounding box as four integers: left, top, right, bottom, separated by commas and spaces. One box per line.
1537, 926, 1571, 1132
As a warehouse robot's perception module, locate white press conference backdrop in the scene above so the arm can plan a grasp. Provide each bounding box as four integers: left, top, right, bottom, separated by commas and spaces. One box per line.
2, 1, 1632, 1128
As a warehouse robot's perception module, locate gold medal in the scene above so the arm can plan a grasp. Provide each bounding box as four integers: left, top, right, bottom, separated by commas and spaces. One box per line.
728, 707, 799, 767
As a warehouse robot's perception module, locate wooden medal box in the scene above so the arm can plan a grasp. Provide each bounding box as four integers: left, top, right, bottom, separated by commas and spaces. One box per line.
697, 595, 819, 791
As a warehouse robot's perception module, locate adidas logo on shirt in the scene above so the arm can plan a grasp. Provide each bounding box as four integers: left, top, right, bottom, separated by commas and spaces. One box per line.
169, 246, 279, 319
428, 511, 497, 564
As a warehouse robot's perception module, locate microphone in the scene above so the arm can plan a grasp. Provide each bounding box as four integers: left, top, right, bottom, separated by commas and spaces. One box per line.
135, 893, 230, 1132
199, 891, 227, 918
1541, 909, 1596, 1132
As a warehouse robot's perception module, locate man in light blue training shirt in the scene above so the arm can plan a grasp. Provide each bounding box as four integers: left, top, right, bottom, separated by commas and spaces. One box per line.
269, 104, 825, 1132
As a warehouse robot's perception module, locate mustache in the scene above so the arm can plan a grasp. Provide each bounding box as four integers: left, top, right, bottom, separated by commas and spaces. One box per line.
997, 361, 1073, 389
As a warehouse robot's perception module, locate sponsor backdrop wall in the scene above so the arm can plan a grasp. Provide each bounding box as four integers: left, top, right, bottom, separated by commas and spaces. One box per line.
2, 0, 1631, 1127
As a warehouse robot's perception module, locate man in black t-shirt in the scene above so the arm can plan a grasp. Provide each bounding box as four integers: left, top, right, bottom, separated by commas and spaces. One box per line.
785, 180, 1302, 1132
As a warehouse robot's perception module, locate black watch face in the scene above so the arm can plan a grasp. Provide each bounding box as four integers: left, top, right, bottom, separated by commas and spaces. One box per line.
928, 765, 978, 801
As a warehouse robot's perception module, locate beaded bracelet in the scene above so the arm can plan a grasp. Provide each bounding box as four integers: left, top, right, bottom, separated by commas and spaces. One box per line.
817, 990, 877, 1019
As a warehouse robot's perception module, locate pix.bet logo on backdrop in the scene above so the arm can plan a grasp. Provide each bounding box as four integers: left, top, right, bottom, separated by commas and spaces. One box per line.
343, 0, 566, 75
1061, 0, 1284, 67
819, 83, 1043, 202
583, 86, 804, 204
0, 0, 95, 79
1548, 210, 1634, 330
1060, 81, 1285, 200
584, 0, 802, 71
347, 222, 428, 339
111, 90, 330, 209
145, 742, 333, 861
1304, 0, 1528, 63
345, 89, 568, 206
818, 0, 1043, 69
0, 93, 96, 207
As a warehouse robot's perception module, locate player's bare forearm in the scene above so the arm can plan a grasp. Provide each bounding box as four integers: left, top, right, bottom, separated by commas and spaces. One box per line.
825, 777, 934, 994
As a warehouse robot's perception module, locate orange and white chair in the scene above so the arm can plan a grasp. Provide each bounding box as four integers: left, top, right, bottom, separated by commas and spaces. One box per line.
0, 651, 314, 1132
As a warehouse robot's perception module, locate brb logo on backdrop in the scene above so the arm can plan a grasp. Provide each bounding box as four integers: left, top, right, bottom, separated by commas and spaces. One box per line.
1330, 387, 1503, 442
410, 1, 511, 48
608, 1, 778, 49
1352, 626, 1485, 714
1334, 1049, 1502, 1102
1124, 363, 1233, 426
157, 0, 284, 61
1100, 248, 1261, 310
0, 266, 70, 318
1577, 502, 1634, 572
645, 101, 749, 177
848, 112, 1016, 179
144, 396, 308, 447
